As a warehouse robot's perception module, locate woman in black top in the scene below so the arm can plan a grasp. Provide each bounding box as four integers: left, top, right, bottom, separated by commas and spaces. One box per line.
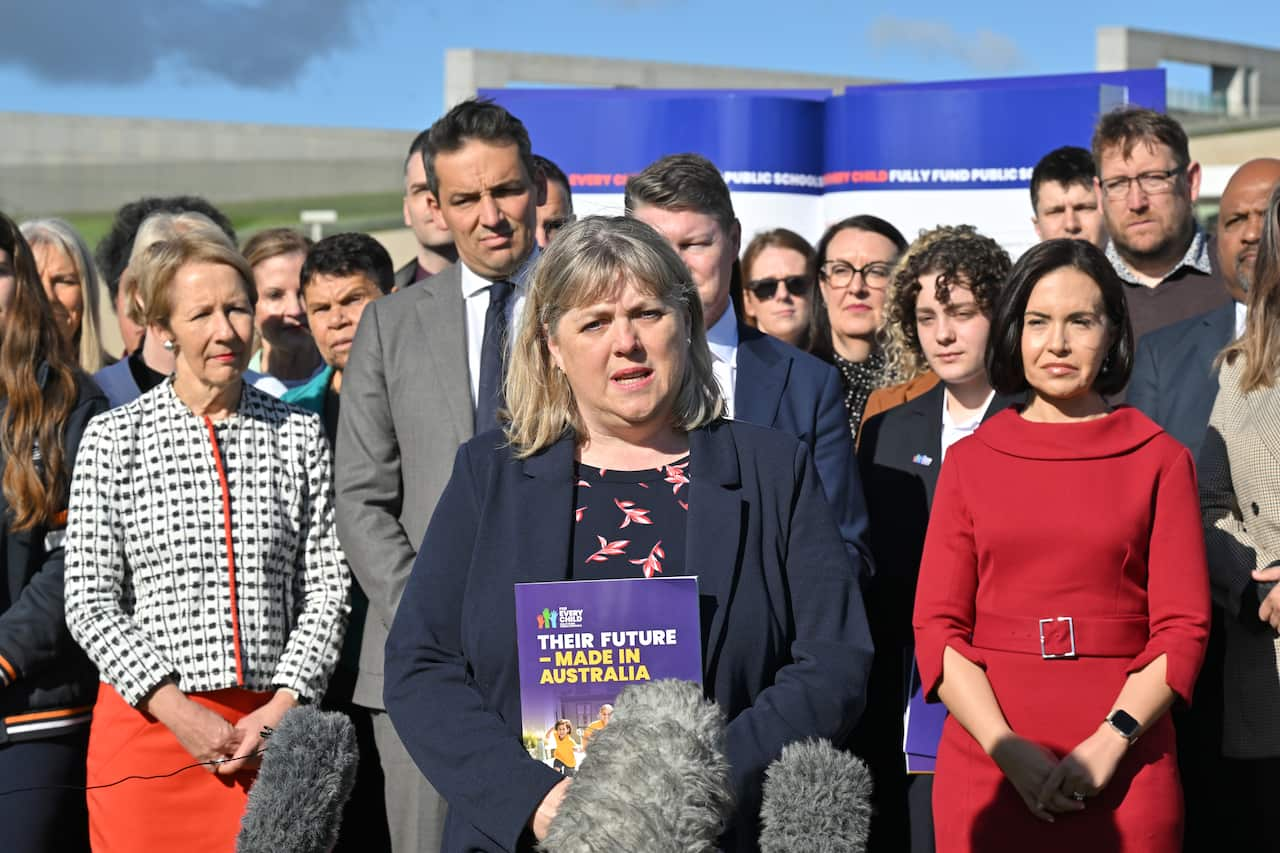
809, 215, 910, 441
0, 211, 107, 852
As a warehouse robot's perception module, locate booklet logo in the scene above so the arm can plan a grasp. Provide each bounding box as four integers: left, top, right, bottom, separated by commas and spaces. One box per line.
537, 606, 584, 630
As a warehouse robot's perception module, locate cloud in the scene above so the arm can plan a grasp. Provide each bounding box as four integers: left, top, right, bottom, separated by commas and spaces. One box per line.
867, 16, 1027, 74
2, 0, 370, 89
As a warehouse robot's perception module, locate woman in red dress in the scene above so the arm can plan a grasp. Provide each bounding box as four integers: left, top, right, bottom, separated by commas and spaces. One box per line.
912, 239, 1210, 852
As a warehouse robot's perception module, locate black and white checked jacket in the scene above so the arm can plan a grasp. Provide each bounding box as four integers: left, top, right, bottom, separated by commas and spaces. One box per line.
65, 380, 350, 706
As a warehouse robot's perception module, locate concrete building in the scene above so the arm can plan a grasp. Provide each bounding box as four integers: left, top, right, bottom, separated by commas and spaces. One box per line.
1, 111, 411, 215
1096, 27, 1280, 119
442, 48, 886, 109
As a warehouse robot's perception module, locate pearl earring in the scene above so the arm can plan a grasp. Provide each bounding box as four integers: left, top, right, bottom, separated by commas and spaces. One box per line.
162, 339, 175, 351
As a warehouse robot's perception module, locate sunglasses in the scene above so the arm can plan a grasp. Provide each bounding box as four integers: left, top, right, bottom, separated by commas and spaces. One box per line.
747, 275, 809, 300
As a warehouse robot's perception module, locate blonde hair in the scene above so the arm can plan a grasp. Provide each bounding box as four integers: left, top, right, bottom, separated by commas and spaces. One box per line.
1220, 183, 1280, 391
19, 218, 110, 372
131, 232, 256, 332
241, 227, 311, 268
504, 216, 724, 457
122, 212, 235, 327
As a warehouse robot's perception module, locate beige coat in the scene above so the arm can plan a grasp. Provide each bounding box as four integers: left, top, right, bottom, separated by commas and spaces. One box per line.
1200, 355, 1280, 757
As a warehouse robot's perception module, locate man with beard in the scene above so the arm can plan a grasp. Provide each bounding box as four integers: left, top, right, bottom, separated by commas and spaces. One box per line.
1092, 107, 1230, 343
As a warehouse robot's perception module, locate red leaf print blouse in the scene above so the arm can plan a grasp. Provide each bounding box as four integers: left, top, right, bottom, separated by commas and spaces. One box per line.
571, 457, 690, 580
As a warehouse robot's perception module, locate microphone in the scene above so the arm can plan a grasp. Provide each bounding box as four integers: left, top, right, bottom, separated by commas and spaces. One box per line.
758, 739, 874, 853
237, 706, 359, 853
540, 679, 734, 853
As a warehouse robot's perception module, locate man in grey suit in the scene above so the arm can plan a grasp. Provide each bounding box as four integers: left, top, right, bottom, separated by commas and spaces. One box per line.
395, 128, 459, 289
337, 98, 544, 852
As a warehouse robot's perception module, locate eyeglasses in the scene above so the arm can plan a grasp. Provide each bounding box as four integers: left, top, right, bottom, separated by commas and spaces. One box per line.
818, 260, 893, 291
1099, 166, 1186, 199
747, 275, 809, 300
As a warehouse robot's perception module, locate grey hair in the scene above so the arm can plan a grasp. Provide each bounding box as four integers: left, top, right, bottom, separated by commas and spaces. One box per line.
504, 215, 724, 457
19, 218, 110, 372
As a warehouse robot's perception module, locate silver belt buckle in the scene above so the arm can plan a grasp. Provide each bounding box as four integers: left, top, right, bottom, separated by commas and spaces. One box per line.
1039, 616, 1076, 659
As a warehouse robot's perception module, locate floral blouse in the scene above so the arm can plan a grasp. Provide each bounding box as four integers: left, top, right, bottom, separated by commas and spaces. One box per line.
569, 457, 691, 580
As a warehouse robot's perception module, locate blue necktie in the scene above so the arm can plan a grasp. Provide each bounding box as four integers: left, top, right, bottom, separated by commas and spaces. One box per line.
476, 280, 514, 432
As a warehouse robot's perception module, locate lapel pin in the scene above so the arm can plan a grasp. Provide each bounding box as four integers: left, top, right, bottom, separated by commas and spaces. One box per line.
912, 453, 934, 467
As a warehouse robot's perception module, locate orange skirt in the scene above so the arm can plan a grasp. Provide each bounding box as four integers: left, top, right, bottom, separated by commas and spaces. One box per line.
86, 684, 270, 853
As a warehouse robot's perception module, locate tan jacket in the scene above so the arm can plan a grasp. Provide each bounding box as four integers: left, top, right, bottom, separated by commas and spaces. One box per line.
1200, 356, 1280, 757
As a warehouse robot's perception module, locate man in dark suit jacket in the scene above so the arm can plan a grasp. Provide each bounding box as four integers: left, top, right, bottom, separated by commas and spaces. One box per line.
336, 99, 545, 852
1126, 157, 1280, 853
625, 154, 872, 577
394, 128, 459, 290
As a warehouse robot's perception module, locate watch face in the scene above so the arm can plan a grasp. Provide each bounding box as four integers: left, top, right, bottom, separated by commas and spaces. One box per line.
1109, 710, 1140, 738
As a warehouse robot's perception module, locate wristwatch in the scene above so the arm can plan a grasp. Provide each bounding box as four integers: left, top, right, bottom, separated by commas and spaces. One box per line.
1105, 709, 1141, 744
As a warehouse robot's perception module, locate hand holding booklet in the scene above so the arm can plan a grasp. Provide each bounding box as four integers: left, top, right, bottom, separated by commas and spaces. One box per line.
514, 576, 702, 772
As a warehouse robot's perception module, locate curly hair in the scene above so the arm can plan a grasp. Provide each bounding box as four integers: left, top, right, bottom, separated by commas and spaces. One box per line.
878, 225, 974, 378
884, 227, 1012, 371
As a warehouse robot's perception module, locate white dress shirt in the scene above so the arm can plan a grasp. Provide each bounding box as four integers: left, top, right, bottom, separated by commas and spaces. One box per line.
940, 388, 995, 462
459, 251, 537, 407
1236, 300, 1247, 339
706, 302, 739, 418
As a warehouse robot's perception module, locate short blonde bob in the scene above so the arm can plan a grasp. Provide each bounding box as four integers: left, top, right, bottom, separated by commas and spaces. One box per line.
131, 231, 257, 332
504, 215, 724, 457
123, 212, 238, 327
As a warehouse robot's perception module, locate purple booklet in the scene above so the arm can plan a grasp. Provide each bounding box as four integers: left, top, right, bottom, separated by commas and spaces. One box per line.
903, 662, 946, 774
514, 576, 703, 768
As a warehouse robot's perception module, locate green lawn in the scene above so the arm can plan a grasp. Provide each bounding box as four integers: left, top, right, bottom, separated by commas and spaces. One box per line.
53, 192, 404, 248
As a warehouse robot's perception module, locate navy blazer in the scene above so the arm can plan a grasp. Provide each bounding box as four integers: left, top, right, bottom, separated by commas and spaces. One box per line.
1128, 301, 1236, 459
734, 326, 872, 579
384, 420, 874, 853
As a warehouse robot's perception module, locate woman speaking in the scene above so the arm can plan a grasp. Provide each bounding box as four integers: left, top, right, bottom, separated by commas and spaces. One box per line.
385, 216, 873, 852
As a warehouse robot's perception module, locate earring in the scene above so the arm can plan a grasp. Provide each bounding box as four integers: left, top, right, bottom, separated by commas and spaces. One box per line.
162, 339, 175, 351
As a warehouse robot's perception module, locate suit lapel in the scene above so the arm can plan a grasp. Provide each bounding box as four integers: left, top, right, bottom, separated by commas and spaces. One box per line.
734, 329, 788, 428
517, 435, 576, 584
684, 424, 743, 682
900, 384, 945, 506
1193, 303, 1237, 376
416, 265, 474, 442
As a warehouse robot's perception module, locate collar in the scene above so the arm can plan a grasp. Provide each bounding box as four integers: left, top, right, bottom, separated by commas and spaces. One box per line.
941, 388, 996, 431
1107, 223, 1212, 285
976, 405, 1163, 460
459, 247, 540, 299
1236, 300, 1247, 338
705, 301, 739, 366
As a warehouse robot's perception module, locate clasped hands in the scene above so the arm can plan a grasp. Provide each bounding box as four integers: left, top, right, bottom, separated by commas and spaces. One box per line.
142, 682, 298, 775
989, 723, 1128, 823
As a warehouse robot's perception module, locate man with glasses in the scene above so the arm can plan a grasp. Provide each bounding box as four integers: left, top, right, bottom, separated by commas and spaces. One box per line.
625, 153, 873, 580
1092, 107, 1230, 342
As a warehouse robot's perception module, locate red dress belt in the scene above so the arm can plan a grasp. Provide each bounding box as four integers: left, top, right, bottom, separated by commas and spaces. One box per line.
971, 610, 1149, 659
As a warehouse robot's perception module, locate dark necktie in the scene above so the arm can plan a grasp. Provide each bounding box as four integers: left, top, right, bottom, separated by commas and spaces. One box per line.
475, 279, 514, 432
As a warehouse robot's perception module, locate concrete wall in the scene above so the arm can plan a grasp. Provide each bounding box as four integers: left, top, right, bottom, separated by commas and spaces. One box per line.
444, 49, 886, 108
1, 111, 413, 214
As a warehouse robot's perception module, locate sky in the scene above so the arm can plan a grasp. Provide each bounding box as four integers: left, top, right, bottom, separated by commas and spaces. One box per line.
1, 0, 1276, 131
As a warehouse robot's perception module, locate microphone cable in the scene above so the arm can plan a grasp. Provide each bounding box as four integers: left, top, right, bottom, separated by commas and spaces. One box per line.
0, 744, 270, 797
